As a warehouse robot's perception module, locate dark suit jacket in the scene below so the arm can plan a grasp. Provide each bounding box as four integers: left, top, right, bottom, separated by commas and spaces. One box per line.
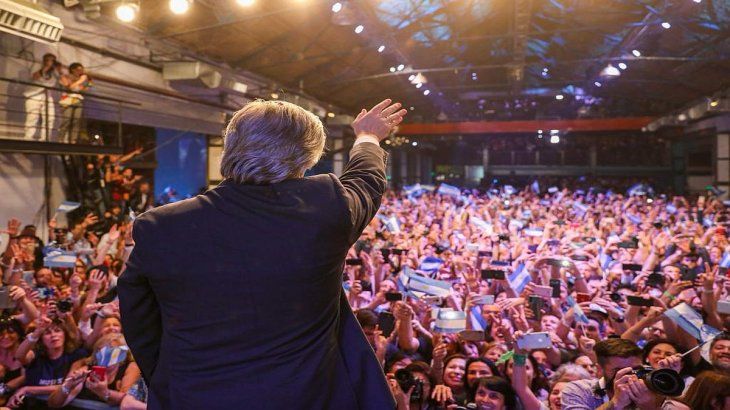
118, 142, 395, 410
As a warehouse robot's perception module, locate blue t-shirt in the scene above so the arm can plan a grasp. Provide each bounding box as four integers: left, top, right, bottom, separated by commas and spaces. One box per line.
25, 347, 89, 386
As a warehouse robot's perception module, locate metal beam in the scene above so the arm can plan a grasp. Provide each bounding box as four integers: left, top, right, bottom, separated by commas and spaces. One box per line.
0, 139, 124, 156
397, 117, 654, 135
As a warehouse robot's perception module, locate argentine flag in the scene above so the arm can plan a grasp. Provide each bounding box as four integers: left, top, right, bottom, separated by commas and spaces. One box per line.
508, 263, 531, 294
720, 252, 730, 269
438, 183, 462, 198
56, 201, 81, 213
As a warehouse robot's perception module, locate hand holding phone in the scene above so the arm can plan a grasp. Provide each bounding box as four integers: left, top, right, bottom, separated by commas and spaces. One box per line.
516, 332, 552, 350
626, 295, 654, 307
385, 292, 403, 302
481, 269, 505, 280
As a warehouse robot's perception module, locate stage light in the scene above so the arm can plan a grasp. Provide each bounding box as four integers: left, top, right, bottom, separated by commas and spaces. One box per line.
693, 0, 701, 2
331, 2, 342, 12
170, 0, 190, 14
397, 64, 405, 71
555, 94, 564, 100
116, 3, 138, 22
600, 64, 621, 77
377, 45, 385, 53
408, 74, 415, 81
537, 129, 543, 134
647, 198, 654, 203
423, 89, 430, 96
270, 93, 279, 99
661, 21, 671, 29
389, 67, 396, 73
415, 83, 423, 89
618, 62, 627, 70
409, 106, 415, 111
550, 135, 560, 144
550, 129, 559, 134
594, 81, 602, 87
354, 25, 364, 34
327, 112, 335, 118
710, 99, 719, 107
632, 49, 641, 57
237, 0, 255, 5
412, 141, 418, 146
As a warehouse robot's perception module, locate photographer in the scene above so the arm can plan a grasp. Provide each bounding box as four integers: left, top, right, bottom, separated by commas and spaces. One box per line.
561, 338, 682, 410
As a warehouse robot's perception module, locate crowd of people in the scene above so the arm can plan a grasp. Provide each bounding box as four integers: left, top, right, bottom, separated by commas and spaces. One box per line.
1, 181, 729, 409
345, 184, 730, 410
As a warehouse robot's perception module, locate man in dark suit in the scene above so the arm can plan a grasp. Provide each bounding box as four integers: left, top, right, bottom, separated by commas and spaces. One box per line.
118, 99, 407, 409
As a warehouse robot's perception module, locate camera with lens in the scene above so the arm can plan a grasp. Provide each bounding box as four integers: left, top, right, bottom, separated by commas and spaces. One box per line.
630, 366, 684, 397
394, 369, 424, 403
57, 298, 74, 313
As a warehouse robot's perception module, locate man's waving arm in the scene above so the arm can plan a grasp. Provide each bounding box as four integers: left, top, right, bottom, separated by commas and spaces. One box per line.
339, 99, 407, 243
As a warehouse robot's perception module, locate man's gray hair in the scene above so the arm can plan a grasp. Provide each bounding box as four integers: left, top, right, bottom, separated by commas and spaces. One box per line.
220, 100, 326, 184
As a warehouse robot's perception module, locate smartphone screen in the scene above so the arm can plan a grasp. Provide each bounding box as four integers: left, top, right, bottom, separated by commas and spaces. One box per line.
622, 264, 643, 272
549, 279, 561, 298
477, 250, 493, 257
345, 258, 363, 266
385, 292, 403, 302
378, 312, 396, 337
516, 332, 552, 350
626, 295, 654, 307
481, 269, 506, 280
646, 273, 664, 288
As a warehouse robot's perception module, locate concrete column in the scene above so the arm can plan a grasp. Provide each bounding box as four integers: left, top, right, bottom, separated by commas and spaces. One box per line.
589, 143, 597, 175
331, 128, 344, 176
716, 133, 730, 199
400, 149, 408, 185
414, 150, 422, 183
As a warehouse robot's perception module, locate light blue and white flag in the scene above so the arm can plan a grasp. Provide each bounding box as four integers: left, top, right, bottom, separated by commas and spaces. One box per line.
703, 216, 714, 228
508, 263, 531, 294
434, 310, 467, 334
627, 214, 642, 225
664, 303, 722, 342
599, 252, 613, 270
504, 185, 516, 196
524, 228, 544, 237
470, 217, 493, 234
509, 219, 524, 230
666, 204, 677, 214
43, 249, 77, 268
419, 256, 445, 274
548, 186, 559, 194
95, 345, 129, 367
531, 180, 540, 194
720, 252, 730, 269
566, 295, 590, 324
404, 184, 424, 198
56, 201, 81, 213
438, 183, 462, 198
573, 202, 588, 217
469, 306, 488, 331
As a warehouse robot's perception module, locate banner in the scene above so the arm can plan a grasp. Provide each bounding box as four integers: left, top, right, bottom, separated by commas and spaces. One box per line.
438, 183, 462, 198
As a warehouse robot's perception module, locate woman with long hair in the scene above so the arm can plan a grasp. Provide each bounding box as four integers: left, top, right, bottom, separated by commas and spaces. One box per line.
662, 370, 730, 410
47, 333, 140, 408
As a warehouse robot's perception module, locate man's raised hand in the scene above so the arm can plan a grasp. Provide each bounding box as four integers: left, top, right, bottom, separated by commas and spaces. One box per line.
352, 99, 408, 141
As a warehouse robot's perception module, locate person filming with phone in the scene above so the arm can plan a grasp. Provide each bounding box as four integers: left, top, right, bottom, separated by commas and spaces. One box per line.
118, 99, 407, 409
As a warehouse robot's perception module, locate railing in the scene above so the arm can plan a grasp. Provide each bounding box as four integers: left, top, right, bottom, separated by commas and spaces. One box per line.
0, 76, 140, 148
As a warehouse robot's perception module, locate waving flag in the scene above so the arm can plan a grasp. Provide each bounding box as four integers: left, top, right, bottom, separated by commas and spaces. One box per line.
566, 295, 590, 324
470, 217, 493, 234
434, 310, 467, 334
627, 214, 642, 225
524, 228, 544, 237
664, 303, 722, 342
404, 184, 424, 198
469, 305, 488, 331
419, 256, 445, 273
438, 183, 462, 198
509, 219, 524, 230
573, 202, 588, 217
666, 204, 677, 214
43, 249, 77, 268
95, 345, 129, 367
548, 186, 559, 194
531, 180, 540, 194
508, 263, 531, 294
720, 253, 730, 269
504, 185, 516, 196
56, 201, 81, 213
